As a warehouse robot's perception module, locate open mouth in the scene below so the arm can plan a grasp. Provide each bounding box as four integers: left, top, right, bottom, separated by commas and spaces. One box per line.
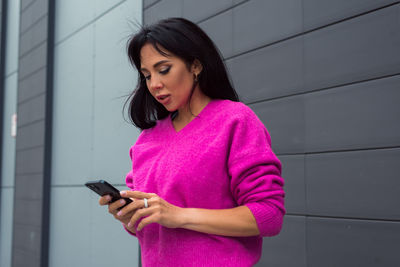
157, 94, 171, 103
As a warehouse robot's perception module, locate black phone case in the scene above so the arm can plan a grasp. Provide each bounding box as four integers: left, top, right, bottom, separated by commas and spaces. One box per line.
85, 180, 132, 208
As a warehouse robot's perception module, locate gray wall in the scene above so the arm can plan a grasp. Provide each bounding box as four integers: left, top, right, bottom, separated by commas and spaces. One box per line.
144, 0, 400, 266
11, 0, 53, 266
0, 0, 20, 266
1, 0, 399, 266
48, 0, 141, 266
0, 0, 142, 267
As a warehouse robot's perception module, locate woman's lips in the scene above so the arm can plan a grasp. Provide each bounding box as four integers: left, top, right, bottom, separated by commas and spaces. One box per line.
157, 94, 171, 104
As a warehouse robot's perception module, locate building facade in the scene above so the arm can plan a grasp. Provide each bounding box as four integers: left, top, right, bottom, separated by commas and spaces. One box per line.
1, 0, 400, 267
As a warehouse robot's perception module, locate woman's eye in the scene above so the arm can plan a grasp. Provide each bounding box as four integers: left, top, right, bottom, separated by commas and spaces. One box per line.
144, 75, 151, 81
160, 66, 171, 75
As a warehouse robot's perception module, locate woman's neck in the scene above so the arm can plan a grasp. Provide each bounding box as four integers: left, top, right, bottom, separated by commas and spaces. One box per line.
173, 90, 211, 124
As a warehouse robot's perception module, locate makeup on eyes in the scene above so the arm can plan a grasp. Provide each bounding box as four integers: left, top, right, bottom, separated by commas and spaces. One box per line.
160, 66, 171, 74
143, 65, 171, 80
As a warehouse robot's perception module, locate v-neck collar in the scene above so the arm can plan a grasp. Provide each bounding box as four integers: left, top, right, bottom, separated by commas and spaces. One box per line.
168, 99, 216, 135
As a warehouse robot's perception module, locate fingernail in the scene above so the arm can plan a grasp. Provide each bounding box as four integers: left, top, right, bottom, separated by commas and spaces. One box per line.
120, 199, 125, 205
127, 222, 132, 228
117, 211, 122, 216
106, 195, 111, 201
120, 191, 126, 196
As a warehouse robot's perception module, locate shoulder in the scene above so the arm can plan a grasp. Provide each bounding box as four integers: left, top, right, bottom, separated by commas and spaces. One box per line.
212, 99, 258, 119
212, 99, 271, 146
212, 99, 264, 128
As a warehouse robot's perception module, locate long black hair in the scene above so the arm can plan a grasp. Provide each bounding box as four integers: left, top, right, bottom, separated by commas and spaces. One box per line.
125, 17, 239, 130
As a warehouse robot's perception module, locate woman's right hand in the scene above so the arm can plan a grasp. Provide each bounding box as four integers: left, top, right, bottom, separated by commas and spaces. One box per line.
99, 195, 137, 234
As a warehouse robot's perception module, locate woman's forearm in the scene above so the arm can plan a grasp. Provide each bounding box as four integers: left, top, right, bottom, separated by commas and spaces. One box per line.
179, 206, 260, 237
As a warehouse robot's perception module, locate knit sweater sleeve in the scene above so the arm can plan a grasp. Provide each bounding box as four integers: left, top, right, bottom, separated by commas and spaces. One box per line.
122, 146, 137, 236
227, 105, 285, 237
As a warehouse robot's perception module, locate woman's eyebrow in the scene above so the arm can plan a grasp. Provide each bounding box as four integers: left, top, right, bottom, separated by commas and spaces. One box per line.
140, 60, 170, 72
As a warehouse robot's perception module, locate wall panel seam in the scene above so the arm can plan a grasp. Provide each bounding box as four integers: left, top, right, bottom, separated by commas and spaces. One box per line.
196, 0, 250, 25
246, 72, 400, 106
306, 214, 400, 223
0, 185, 14, 189
15, 171, 43, 176
224, 1, 400, 61
54, 0, 126, 46
15, 145, 43, 153
16, 144, 44, 152
276, 146, 400, 157
19, 12, 46, 35
20, 0, 37, 14
17, 91, 45, 105
18, 39, 46, 60
17, 118, 45, 130
5, 69, 17, 78
19, 38, 47, 59
303, 1, 400, 33
20, 12, 47, 35
18, 65, 45, 81
143, 0, 162, 11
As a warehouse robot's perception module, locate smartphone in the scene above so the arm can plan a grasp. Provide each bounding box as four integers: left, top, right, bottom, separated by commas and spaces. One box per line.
85, 179, 132, 209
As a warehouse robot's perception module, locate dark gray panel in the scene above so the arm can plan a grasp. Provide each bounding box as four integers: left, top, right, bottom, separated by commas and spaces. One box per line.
305, 75, 400, 152
306, 148, 400, 220
183, 0, 231, 22
250, 96, 305, 154
18, 41, 47, 80
15, 147, 44, 175
19, 14, 48, 57
19, 0, 48, 34
198, 10, 233, 59
21, 0, 36, 12
15, 120, 45, 150
17, 94, 46, 126
18, 67, 46, 103
144, 0, 160, 9
303, 0, 399, 31
226, 36, 304, 102
304, 4, 400, 91
15, 174, 43, 200
12, 224, 41, 258
12, 249, 40, 267
13, 198, 42, 227
232, 0, 302, 54
307, 217, 400, 267
279, 155, 305, 214
256, 215, 306, 267
233, 0, 247, 5
143, 0, 183, 25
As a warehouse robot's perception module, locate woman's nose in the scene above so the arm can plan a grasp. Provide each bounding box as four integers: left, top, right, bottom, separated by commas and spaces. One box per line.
150, 77, 163, 91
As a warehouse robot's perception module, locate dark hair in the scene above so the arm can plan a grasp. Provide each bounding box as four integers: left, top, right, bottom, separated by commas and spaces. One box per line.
125, 17, 239, 130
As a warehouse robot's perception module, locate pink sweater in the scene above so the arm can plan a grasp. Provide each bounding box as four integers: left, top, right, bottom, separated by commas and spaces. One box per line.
125, 99, 285, 266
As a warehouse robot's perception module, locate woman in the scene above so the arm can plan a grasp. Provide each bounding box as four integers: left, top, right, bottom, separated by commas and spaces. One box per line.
99, 17, 285, 266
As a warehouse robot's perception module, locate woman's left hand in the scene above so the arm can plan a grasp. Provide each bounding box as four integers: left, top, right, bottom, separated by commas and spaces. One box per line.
118, 191, 184, 232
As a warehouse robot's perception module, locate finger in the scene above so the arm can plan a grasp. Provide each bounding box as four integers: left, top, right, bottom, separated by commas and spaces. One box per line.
108, 199, 128, 215
99, 195, 112, 206
118, 197, 160, 218
120, 190, 156, 199
127, 206, 155, 229
116, 199, 143, 217
137, 214, 158, 231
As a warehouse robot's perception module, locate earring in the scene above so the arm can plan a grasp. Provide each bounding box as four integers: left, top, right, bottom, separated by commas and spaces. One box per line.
194, 73, 198, 82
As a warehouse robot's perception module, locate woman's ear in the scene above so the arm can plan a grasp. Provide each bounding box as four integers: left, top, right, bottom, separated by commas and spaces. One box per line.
191, 59, 203, 76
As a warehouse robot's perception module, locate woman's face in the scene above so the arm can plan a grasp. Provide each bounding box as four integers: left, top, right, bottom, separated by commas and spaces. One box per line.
140, 43, 201, 113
